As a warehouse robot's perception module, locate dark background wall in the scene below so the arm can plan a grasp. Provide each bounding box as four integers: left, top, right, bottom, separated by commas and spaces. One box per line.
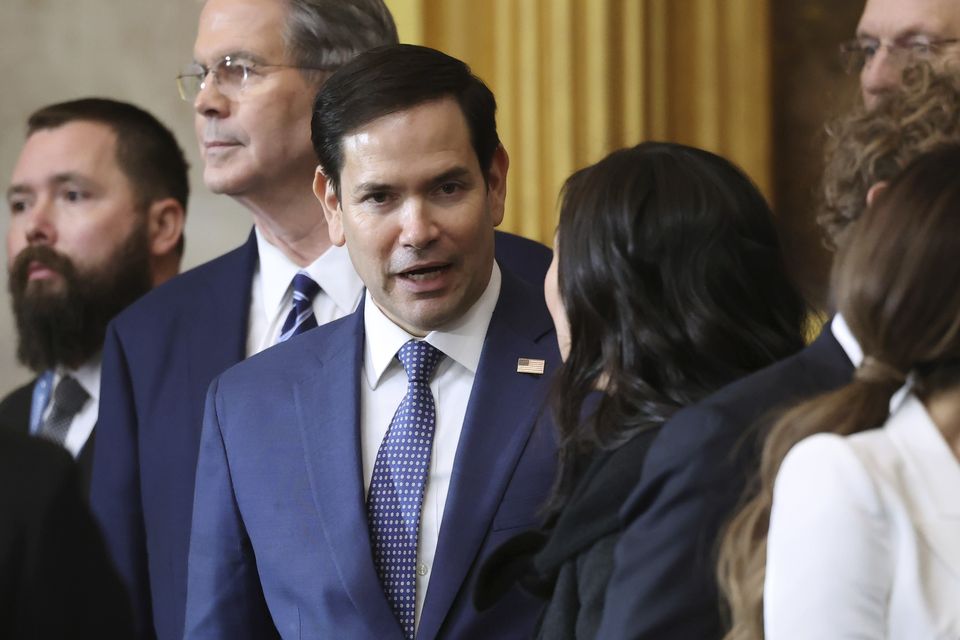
771, 0, 863, 309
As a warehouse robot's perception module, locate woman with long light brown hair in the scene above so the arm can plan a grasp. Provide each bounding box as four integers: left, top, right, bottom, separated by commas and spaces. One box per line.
718, 145, 960, 639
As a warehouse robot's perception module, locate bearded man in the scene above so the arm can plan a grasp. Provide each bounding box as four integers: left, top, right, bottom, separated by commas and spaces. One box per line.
1, 98, 188, 490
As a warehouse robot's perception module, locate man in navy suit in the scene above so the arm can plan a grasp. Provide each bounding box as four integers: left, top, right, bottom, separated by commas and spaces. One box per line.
184, 44, 559, 639
90, 2, 551, 638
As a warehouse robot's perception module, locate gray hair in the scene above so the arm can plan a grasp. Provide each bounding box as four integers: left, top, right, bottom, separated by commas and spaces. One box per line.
283, 0, 399, 76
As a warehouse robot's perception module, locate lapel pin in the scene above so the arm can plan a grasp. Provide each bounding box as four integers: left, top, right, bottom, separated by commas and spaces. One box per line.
517, 358, 545, 375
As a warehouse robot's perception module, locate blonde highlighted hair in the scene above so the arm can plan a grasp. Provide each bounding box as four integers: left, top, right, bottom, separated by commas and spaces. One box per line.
718, 142, 960, 640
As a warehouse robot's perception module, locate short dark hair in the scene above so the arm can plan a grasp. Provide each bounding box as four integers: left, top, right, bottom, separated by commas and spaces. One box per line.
546, 141, 808, 514
283, 0, 398, 75
311, 44, 500, 197
27, 98, 189, 255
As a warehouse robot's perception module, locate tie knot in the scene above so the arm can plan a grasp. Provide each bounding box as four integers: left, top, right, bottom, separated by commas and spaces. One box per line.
52, 375, 89, 415
396, 340, 443, 383
291, 271, 320, 304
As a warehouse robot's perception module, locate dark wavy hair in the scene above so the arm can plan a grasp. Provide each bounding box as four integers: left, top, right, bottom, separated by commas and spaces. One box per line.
547, 142, 808, 514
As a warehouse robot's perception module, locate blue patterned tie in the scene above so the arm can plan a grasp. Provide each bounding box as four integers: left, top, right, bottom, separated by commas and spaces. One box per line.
367, 340, 444, 639
277, 271, 320, 343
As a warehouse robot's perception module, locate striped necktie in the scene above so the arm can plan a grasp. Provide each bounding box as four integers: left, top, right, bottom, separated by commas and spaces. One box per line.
367, 340, 444, 639
39, 375, 89, 447
277, 271, 320, 343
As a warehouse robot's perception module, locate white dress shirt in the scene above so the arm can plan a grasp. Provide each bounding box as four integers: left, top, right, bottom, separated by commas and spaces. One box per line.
246, 227, 364, 356
765, 393, 960, 639
361, 264, 501, 631
831, 313, 863, 368
38, 357, 100, 458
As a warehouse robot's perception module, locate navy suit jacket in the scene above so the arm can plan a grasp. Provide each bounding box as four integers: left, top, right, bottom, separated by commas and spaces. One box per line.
90, 229, 551, 640
595, 327, 855, 639
185, 268, 558, 639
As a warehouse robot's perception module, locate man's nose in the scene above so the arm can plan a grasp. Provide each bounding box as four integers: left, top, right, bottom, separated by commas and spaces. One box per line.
23, 197, 57, 247
399, 200, 439, 250
861, 47, 901, 109
194, 71, 230, 119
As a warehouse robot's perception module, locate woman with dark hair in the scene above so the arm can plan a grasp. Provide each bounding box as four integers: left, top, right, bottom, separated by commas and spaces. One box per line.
476, 141, 808, 638
719, 145, 960, 639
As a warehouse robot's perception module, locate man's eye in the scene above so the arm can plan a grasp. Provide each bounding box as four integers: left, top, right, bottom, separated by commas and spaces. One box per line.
862, 43, 879, 58
218, 61, 250, 82
437, 183, 461, 196
909, 41, 932, 55
365, 192, 389, 204
9, 200, 27, 214
62, 189, 86, 203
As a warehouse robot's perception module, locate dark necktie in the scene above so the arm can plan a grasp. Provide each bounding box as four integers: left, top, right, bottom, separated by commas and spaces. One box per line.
367, 340, 444, 639
277, 271, 320, 343
39, 375, 89, 447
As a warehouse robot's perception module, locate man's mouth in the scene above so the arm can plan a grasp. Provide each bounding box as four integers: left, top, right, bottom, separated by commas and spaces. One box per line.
26, 260, 60, 281
398, 263, 450, 281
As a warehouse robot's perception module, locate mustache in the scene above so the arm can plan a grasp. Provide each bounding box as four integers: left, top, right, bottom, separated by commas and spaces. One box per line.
201, 123, 240, 144
9, 245, 76, 289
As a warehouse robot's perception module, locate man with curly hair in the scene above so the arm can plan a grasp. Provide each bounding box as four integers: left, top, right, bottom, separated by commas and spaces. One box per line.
852, 0, 960, 109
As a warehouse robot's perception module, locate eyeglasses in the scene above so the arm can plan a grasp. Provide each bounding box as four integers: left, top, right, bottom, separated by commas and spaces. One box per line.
839, 37, 960, 74
176, 55, 332, 101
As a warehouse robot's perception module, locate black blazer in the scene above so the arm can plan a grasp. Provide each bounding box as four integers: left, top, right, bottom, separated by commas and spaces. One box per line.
0, 430, 133, 638
0, 378, 96, 492
477, 426, 662, 640
596, 327, 855, 639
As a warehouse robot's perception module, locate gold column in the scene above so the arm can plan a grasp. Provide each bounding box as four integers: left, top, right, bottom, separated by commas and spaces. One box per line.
385, 0, 772, 245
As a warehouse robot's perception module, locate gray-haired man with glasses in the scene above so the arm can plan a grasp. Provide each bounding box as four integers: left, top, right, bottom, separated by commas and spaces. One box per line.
88, 1, 398, 638
844, 0, 960, 109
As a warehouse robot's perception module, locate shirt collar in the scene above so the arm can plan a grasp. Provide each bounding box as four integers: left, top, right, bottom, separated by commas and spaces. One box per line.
54, 353, 102, 403
363, 263, 502, 388
254, 226, 364, 319
831, 313, 863, 367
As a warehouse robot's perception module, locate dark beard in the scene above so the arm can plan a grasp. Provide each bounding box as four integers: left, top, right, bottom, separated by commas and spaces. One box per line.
8, 224, 153, 372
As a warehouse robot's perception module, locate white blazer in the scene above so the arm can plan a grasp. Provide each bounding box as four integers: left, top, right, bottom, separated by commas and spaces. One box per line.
764, 393, 960, 639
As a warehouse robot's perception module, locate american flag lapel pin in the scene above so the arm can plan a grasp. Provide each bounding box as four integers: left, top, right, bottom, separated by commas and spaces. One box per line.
516, 358, 545, 375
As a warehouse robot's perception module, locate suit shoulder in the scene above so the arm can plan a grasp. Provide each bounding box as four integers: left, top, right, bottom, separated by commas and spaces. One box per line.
494, 230, 552, 285
776, 433, 881, 512
0, 379, 36, 433
216, 312, 358, 389
646, 343, 852, 472
496, 269, 555, 340
111, 242, 253, 329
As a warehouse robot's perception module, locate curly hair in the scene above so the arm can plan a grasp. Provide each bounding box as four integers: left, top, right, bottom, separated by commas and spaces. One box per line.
819, 63, 960, 249
545, 142, 808, 516
719, 145, 960, 640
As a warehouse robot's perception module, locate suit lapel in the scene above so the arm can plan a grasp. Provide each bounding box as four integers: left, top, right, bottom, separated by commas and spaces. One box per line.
294, 307, 404, 639
417, 273, 556, 640
887, 397, 960, 580
186, 230, 258, 428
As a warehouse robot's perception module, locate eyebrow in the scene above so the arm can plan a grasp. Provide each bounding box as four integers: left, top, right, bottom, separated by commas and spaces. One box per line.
351, 166, 475, 198
427, 166, 473, 187
193, 50, 268, 66
6, 172, 94, 201
857, 24, 944, 41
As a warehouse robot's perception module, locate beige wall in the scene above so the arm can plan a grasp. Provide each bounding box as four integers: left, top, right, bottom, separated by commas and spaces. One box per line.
0, 0, 251, 392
